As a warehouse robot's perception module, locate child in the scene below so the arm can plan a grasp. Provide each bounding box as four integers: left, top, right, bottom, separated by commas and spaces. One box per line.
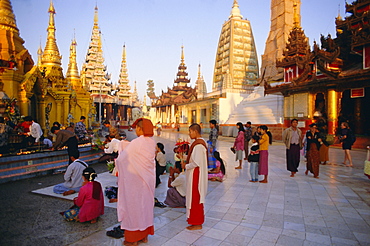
62, 167, 104, 223
208, 151, 226, 182
248, 135, 260, 182
258, 125, 272, 183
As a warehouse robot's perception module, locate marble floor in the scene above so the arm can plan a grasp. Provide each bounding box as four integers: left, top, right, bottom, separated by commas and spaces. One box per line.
68, 131, 370, 246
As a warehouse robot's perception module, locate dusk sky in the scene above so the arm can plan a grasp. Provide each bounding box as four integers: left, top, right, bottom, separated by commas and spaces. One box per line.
12, 0, 345, 101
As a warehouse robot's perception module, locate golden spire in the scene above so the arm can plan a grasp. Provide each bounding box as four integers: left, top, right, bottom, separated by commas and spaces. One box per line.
37, 44, 43, 66
197, 63, 201, 80
66, 37, 80, 82
181, 45, 185, 64
293, 1, 300, 28
94, 4, 99, 27
229, 0, 243, 20
42, 0, 62, 66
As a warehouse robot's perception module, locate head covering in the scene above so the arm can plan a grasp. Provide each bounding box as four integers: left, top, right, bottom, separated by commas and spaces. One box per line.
132, 118, 154, 137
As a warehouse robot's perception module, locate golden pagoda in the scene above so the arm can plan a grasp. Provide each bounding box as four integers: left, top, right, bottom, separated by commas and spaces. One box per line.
20, 1, 92, 132
0, 0, 34, 109
212, 0, 259, 92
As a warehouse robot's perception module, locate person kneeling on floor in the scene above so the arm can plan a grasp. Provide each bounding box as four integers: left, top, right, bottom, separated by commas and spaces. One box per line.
53, 153, 88, 196
61, 167, 104, 223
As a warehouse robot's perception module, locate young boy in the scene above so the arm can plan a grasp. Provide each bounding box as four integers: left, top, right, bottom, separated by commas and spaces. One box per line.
248, 135, 260, 182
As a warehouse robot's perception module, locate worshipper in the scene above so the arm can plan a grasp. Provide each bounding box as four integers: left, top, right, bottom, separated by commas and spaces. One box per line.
22, 116, 43, 147
318, 126, 330, 165
208, 151, 226, 182
61, 167, 104, 223
181, 123, 208, 231
0, 116, 13, 154
282, 119, 303, 177
208, 120, 218, 150
75, 116, 87, 141
98, 134, 120, 163
103, 120, 120, 139
155, 121, 162, 136
243, 121, 253, 160
339, 122, 354, 167
174, 146, 182, 171
116, 118, 156, 245
65, 122, 75, 133
259, 125, 272, 183
164, 166, 186, 207
155, 142, 167, 187
233, 122, 245, 169
305, 123, 320, 178
51, 126, 79, 164
53, 153, 88, 196
248, 135, 260, 182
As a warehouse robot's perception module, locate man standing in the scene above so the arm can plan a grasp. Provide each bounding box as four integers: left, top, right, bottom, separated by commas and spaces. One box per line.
282, 119, 303, 177
53, 152, 88, 196
244, 121, 252, 160
51, 126, 79, 164
181, 123, 208, 230
208, 120, 218, 150
23, 116, 43, 146
116, 118, 156, 245
75, 116, 87, 141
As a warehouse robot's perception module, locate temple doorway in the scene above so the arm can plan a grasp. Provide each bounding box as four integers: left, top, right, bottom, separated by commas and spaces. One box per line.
339, 88, 370, 135
313, 93, 327, 129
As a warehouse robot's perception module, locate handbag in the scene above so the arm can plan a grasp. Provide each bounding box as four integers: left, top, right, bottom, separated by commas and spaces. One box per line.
230, 147, 236, 154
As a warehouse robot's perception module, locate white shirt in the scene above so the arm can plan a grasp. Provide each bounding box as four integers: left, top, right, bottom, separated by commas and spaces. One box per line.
28, 122, 43, 143
104, 138, 120, 154
156, 151, 166, 167
171, 172, 186, 197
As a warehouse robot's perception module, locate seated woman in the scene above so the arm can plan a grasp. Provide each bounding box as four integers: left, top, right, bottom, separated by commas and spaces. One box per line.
208, 151, 226, 182
62, 167, 104, 223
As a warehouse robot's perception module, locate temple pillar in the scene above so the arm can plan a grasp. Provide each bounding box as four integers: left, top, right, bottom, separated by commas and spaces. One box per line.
327, 89, 338, 135
19, 91, 29, 117
56, 99, 62, 124
38, 99, 46, 135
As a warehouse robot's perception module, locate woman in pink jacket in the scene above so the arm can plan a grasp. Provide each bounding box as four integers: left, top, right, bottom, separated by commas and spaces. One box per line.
234, 122, 245, 169
63, 167, 104, 223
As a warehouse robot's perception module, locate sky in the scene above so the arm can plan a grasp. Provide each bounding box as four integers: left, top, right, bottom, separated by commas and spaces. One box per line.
12, 0, 345, 101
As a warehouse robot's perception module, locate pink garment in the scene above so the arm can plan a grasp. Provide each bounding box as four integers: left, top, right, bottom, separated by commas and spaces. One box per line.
234, 131, 245, 151
116, 135, 156, 231
74, 181, 104, 222
208, 160, 224, 181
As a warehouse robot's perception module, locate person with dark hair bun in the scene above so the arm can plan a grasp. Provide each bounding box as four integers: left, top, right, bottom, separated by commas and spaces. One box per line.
155, 142, 167, 187
62, 167, 104, 223
208, 151, 226, 182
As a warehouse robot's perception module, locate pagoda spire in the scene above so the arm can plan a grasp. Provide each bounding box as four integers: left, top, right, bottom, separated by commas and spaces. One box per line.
42, 0, 62, 66
174, 46, 190, 87
80, 4, 112, 99
66, 38, 80, 82
116, 44, 131, 102
37, 44, 43, 66
229, 0, 243, 20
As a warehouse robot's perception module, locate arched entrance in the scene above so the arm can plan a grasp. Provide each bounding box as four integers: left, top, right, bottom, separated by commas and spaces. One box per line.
314, 93, 327, 129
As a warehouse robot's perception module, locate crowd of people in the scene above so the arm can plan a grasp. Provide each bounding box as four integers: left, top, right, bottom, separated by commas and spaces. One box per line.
47, 117, 357, 245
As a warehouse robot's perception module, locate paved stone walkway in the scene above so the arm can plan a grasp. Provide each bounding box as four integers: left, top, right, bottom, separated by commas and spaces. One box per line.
71, 130, 370, 246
